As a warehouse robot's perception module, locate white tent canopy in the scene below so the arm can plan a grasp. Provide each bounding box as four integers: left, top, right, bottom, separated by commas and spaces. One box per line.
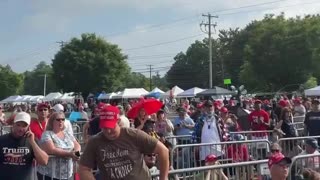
43, 92, 63, 102
112, 88, 149, 99
1, 95, 22, 103
20, 95, 33, 102
29, 95, 44, 103
177, 87, 206, 97
98, 92, 117, 100
305, 85, 320, 96
57, 92, 74, 102
163, 86, 184, 98
149, 87, 165, 94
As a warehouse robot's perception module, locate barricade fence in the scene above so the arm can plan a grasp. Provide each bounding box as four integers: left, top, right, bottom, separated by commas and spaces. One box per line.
171, 139, 271, 169
152, 160, 269, 180
0, 125, 11, 135
33, 155, 79, 180
276, 135, 320, 158
288, 154, 320, 180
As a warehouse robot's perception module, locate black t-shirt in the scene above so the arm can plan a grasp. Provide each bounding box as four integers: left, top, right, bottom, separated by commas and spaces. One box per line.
88, 116, 101, 136
0, 133, 35, 180
305, 111, 320, 136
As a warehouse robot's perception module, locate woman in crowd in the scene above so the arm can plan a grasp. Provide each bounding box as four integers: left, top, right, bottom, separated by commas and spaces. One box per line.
134, 108, 148, 130
155, 109, 175, 145
38, 112, 81, 180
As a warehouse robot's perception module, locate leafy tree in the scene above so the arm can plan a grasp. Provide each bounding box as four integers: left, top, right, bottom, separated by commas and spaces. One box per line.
240, 14, 317, 92
124, 72, 149, 90
0, 65, 23, 100
52, 33, 130, 96
23, 61, 58, 95
303, 76, 317, 89
166, 40, 220, 89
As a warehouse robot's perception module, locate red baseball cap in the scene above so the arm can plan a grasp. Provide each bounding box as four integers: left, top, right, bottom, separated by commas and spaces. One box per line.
99, 105, 120, 129
37, 103, 50, 111
278, 100, 287, 107
268, 153, 291, 168
220, 107, 228, 113
205, 154, 218, 163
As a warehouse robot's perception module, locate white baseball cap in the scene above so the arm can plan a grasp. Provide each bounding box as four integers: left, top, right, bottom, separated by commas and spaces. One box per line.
14, 112, 31, 125
53, 104, 64, 112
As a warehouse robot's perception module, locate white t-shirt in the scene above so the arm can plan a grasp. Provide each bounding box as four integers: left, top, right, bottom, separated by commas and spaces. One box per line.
294, 105, 306, 117
64, 119, 74, 135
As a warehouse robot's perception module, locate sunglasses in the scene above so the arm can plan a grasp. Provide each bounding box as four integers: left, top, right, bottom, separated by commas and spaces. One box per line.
146, 154, 156, 157
39, 109, 48, 112
55, 118, 65, 122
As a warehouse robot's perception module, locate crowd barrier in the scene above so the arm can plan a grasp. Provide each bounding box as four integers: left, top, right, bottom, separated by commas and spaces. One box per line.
171, 139, 271, 169
288, 153, 320, 180
277, 135, 320, 158
32, 155, 79, 180
152, 160, 269, 180
0, 125, 11, 135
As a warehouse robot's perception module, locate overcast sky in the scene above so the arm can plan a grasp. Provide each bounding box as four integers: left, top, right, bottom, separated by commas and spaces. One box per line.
1, 0, 319, 76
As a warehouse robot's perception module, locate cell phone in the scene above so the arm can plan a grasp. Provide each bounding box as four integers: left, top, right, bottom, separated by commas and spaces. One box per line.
24, 127, 30, 137
75, 151, 80, 157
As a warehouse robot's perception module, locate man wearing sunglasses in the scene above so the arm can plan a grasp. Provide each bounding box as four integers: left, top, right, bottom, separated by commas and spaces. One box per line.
29, 103, 50, 141
268, 152, 292, 180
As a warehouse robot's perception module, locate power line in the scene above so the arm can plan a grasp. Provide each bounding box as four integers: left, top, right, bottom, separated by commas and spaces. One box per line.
218, 0, 320, 16
124, 34, 204, 51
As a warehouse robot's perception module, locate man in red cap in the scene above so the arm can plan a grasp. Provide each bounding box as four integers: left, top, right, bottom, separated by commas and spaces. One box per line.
268, 153, 292, 180
79, 105, 169, 180
29, 103, 50, 141
248, 99, 270, 159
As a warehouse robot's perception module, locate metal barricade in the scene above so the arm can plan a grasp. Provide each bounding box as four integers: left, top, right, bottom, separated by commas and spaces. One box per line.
171, 139, 271, 169
72, 124, 82, 142
230, 130, 273, 141
288, 154, 320, 180
293, 115, 305, 123
166, 135, 192, 146
34, 155, 78, 180
0, 125, 11, 135
152, 160, 270, 180
276, 135, 320, 158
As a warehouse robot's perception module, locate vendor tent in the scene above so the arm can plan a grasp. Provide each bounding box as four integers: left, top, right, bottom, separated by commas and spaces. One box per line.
305, 85, 320, 96
112, 88, 149, 99
163, 86, 184, 98
43, 92, 63, 102
1, 95, 22, 103
149, 87, 165, 94
57, 93, 75, 103
29, 96, 44, 103
98, 92, 117, 100
197, 86, 235, 96
177, 87, 205, 97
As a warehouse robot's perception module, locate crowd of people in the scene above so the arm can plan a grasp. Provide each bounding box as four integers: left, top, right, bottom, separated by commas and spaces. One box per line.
0, 95, 320, 180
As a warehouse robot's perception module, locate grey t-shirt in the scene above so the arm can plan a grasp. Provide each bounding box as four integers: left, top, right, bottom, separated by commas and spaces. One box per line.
80, 128, 158, 180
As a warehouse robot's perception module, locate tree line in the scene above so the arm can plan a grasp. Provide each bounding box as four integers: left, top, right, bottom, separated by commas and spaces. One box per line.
1, 13, 320, 100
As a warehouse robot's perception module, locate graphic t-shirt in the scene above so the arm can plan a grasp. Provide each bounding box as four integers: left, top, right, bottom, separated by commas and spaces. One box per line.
0, 133, 35, 180
80, 128, 158, 180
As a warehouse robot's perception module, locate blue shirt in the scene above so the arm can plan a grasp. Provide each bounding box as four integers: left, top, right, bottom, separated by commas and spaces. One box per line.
173, 116, 195, 136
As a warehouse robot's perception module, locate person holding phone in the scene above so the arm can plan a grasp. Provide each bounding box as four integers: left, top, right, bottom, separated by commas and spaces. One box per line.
0, 112, 49, 180
37, 112, 81, 180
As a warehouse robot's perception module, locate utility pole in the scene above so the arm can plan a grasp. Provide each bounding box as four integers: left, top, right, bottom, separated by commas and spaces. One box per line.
56, 41, 65, 48
147, 65, 153, 91
43, 73, 47, 96
200, 13, 218, 88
